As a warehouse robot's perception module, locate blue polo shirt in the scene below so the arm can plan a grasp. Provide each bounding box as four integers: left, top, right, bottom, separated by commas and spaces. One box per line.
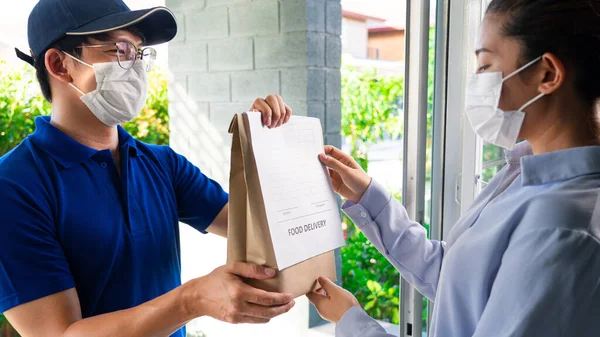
0, 116, 228, 336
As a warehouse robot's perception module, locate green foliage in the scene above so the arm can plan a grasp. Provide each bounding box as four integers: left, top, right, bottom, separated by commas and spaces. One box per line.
340, 66, 405, 325
0, 61, 169, 159
0, 61, 52, 156
481, 143, 506, 183
341, 219, 400, 324
341, 65, 404, 170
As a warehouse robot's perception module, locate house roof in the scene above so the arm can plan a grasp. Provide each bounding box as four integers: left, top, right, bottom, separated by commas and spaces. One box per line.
342, 10, 386, 22
341, 0, 435, 31
368, 25, 405, 33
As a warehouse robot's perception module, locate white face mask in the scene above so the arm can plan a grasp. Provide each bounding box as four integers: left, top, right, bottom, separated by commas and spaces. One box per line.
465, 56, 544, 150
65, 53, 149, 127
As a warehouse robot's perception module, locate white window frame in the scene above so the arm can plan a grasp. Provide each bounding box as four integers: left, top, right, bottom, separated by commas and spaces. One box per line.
443, 0, 489, 234
401, 0, 432, 335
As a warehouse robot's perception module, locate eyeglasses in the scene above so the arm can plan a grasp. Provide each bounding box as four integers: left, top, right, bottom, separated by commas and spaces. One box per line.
75, 41, 157, 72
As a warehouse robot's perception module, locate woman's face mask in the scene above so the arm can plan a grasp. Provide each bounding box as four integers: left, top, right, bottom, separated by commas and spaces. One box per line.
64, 52, 149, 127
464, 56, 544, 150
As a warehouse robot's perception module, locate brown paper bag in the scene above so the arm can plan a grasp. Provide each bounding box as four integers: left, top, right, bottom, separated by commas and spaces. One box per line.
227, 113, 337, 298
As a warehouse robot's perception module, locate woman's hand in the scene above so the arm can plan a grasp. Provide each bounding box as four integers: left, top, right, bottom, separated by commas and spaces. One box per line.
306, 276, 360, 323
250, 94, 292, 128
319, 145, 371, 204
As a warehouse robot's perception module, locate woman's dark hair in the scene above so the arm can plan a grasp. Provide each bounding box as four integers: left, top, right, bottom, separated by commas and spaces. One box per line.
35, 27, 145, 103
486, 0, 600, 106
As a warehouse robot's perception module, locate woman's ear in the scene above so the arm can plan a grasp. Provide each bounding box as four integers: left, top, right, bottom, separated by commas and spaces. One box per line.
538, 52, 565, 95
44, 48, 73, 85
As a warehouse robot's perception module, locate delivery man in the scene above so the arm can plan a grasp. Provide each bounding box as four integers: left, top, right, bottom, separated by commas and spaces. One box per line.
0, 0, 293, 336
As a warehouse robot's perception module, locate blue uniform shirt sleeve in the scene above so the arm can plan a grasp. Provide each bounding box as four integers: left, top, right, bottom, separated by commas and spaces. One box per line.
167, 148, 229, 233
343, 179, 446, 300
0, 178, 75, 314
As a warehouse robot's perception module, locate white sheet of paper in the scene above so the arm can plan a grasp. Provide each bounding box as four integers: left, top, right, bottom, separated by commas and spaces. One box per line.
246, 111, 345, 270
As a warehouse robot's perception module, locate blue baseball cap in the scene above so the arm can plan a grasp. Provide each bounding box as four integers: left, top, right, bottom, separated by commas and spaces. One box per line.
15, 0, 177, 66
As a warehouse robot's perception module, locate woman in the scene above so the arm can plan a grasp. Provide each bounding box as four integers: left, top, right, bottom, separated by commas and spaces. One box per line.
307, 1, 600, 336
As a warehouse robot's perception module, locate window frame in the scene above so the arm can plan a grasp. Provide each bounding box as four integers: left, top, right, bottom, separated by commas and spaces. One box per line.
400, 0, 432, 335
443, 0, 489, 232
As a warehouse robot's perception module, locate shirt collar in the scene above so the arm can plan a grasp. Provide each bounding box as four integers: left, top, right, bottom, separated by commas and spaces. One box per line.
504, 141, 534, 164
29, 116, 142, 168
505, 141, 600, 186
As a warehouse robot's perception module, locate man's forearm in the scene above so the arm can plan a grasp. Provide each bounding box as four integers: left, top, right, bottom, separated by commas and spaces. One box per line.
206, 203, 229, 238
63, 286, 193, 337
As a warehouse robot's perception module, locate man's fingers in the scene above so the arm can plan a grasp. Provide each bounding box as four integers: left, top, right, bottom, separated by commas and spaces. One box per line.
228, 262, 277, 280
253, 99, 272, 126
265, 95, 281, 128
241, 316, 271, 324
276, 95, 286, 127
324, 145, 360, 169
228, 314, 270, 324
243, 287, 294, 306
284, 104, 292, 123
243, 300, 296, 319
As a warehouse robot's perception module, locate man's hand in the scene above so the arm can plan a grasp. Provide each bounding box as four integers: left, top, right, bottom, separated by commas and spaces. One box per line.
250, 94, 292, 128
306, 276, 360, 323
3, 263, 293, 337
182, 262, 295, 324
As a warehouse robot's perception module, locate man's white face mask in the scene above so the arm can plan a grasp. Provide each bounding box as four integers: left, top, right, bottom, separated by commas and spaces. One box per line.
65, 53, 149, 127
464, 56, 544, 150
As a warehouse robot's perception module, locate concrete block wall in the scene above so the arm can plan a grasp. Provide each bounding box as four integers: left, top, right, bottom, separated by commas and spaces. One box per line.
167, 0, 342, 188
166, 1, 342, 336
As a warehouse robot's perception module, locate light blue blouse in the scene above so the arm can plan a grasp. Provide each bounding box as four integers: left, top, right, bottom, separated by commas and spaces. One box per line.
337, 142, 600, 337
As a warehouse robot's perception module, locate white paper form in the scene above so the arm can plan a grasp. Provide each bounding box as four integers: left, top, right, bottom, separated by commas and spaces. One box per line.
246, 111, 345, 270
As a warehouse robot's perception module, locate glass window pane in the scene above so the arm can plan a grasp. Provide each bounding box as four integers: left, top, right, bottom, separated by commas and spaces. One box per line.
340, 0, 407, 331
481, 143, 506, 188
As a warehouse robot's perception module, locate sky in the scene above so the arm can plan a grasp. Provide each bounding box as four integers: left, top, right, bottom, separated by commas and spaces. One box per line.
0, 0, 168, 66
341, 0, 436, 29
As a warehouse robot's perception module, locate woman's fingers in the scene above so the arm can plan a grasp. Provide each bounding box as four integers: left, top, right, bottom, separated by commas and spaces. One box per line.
324, 145, 361, 169
320, 147, 371, 203
314, 287, 326, 296
319, 153, 350, 174
316, 276, 338, 294
306, 289, 328, 312
329, 169, 344, 194
307, 277, 361, 323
